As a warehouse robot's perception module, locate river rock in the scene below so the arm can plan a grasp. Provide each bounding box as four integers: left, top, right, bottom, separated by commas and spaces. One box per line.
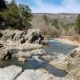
0, 65, 22, 80
2, 30, 16, 40
0, 48, 8, 61
0, 30, 23, 41
66, 47, 80, 70
13, 31, 23, 41
15, 49, 46, 62
59, 47, 80, 80
25, 29, 44, 44
0, 29, 47, 45
49, 54, 68, 71
30, 49, 46, 56
16, 69, 51, 80
16, 42, 43, 51
0, 31, 3, 38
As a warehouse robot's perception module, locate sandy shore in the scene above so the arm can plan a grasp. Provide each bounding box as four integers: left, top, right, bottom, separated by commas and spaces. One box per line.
54, 38, 80, 47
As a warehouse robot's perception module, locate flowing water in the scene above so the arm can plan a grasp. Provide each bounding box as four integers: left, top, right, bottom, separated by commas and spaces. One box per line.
0, 40, 77, 77
22, 40, 76, 77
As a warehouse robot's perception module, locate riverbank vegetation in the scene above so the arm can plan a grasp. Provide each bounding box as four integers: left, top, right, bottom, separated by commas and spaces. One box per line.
40, 14, 80, 42
0, 0, 80, 42
0, 0, 32, 30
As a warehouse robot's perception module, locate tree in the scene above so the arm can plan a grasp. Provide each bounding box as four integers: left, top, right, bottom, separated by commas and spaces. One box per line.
0, 0, 7, 29
0, 0, 7, 11
0, 0, 32, 30
5, 0, 23, 29
43, 15, 49, 25
75, 14, 80, 34
18, 4, 32, 29
52, 19, 59, 29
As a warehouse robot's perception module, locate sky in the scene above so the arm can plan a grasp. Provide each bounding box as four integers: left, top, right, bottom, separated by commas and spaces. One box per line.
5, 0, 80, 13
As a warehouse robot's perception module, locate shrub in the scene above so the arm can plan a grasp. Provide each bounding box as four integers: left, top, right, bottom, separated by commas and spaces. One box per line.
75, 14, 80, 34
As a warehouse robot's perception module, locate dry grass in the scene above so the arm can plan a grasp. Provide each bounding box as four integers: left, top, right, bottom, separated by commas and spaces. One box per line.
40, 26, 60, 38
68, 34, 80, 42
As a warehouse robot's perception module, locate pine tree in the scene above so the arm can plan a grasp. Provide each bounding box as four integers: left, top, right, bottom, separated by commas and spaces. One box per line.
0, 0, 7, 11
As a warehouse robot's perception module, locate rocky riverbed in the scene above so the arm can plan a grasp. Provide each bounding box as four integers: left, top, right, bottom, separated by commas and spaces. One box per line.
0, 29, 80, 80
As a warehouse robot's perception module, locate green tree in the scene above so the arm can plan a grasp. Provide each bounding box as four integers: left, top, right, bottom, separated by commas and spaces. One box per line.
52, 19, 59, 29
0, 0, 7, 29
6, 0, 22, 29
18, 4, 32, 29
0, 0, 32, 30
43, 15, 49, 25
75, 14, 80, 34
0, 0, 7, 11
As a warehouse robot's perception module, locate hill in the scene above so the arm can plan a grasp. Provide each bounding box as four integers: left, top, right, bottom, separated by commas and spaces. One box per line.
31, 13, 78, 28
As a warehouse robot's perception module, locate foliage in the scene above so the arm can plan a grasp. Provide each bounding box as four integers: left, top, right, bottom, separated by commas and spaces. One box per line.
0, 0, 32, 30
75, 14, 80, 34
0, 0, 7, 11
43, 15, 49, 25
18, 4, 32, 29
0, 0, 7, 28
52, 19, 59, 29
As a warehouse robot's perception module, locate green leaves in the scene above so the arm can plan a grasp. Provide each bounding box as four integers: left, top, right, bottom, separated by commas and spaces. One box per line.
75, 14, 80, 34
0, 0, 7, 11
0, 0, 32, 30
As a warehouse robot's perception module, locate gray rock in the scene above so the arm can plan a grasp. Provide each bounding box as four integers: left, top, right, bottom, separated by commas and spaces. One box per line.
0, 65, 22, 80
16, 70, 50, 80
0, 47, 18, 61
25, 29, 44, 44
0, 31, 3, 38
2, 30, 16, 40
15, 49, 46, 62
13, 31, 23, 41
66, 47, 80, 68
0, 48, 8, 61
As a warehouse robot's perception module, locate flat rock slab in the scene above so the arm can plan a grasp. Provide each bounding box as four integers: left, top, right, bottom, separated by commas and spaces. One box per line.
0, 65, 22, 80
16, 69, 50, 80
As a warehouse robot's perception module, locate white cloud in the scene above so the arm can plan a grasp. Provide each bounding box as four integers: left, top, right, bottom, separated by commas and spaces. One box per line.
5, 0, 80, 13
31, 0, 80, 13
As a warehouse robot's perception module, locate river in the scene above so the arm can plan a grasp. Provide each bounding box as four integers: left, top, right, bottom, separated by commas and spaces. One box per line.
24, 40, 76, 77
44, 40, 76, 55
0, 40, 77, 77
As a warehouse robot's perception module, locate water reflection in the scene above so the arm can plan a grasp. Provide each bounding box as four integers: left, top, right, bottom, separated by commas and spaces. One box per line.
0, 40, 75, 77
44, 40, 77, 55
0, 57, 67, 77
23, 57, 68, 77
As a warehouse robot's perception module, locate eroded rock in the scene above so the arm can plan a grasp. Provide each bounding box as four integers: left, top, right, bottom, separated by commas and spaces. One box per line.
0, 65, 22, 80
16, 69, 52, 80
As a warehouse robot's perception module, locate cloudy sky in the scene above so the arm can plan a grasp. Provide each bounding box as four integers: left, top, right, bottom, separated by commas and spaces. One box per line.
6, 0, 80, 13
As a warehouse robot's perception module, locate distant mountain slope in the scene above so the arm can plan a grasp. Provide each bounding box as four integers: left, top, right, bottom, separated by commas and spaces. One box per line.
31, 13, 78, 28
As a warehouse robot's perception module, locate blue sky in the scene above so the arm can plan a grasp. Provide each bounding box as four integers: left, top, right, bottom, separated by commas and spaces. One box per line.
6, 0, 80, 13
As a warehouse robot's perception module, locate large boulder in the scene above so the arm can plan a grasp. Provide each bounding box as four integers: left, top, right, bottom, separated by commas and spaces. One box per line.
66, 47, 80, 70
49, 54, 68, 71
1, 30, 16, 40
25, 29, 44, 44
15, 49, 46, 62
0, 30, 22, 40
61, 47, 80, 80
16, 69, 51, 80
12, 31, 24, 41
14, 42, 43, 51
0, 47, 18, 62
0, 42, 44, 62
0, 29, 47, 45
0, 65, 22, 80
